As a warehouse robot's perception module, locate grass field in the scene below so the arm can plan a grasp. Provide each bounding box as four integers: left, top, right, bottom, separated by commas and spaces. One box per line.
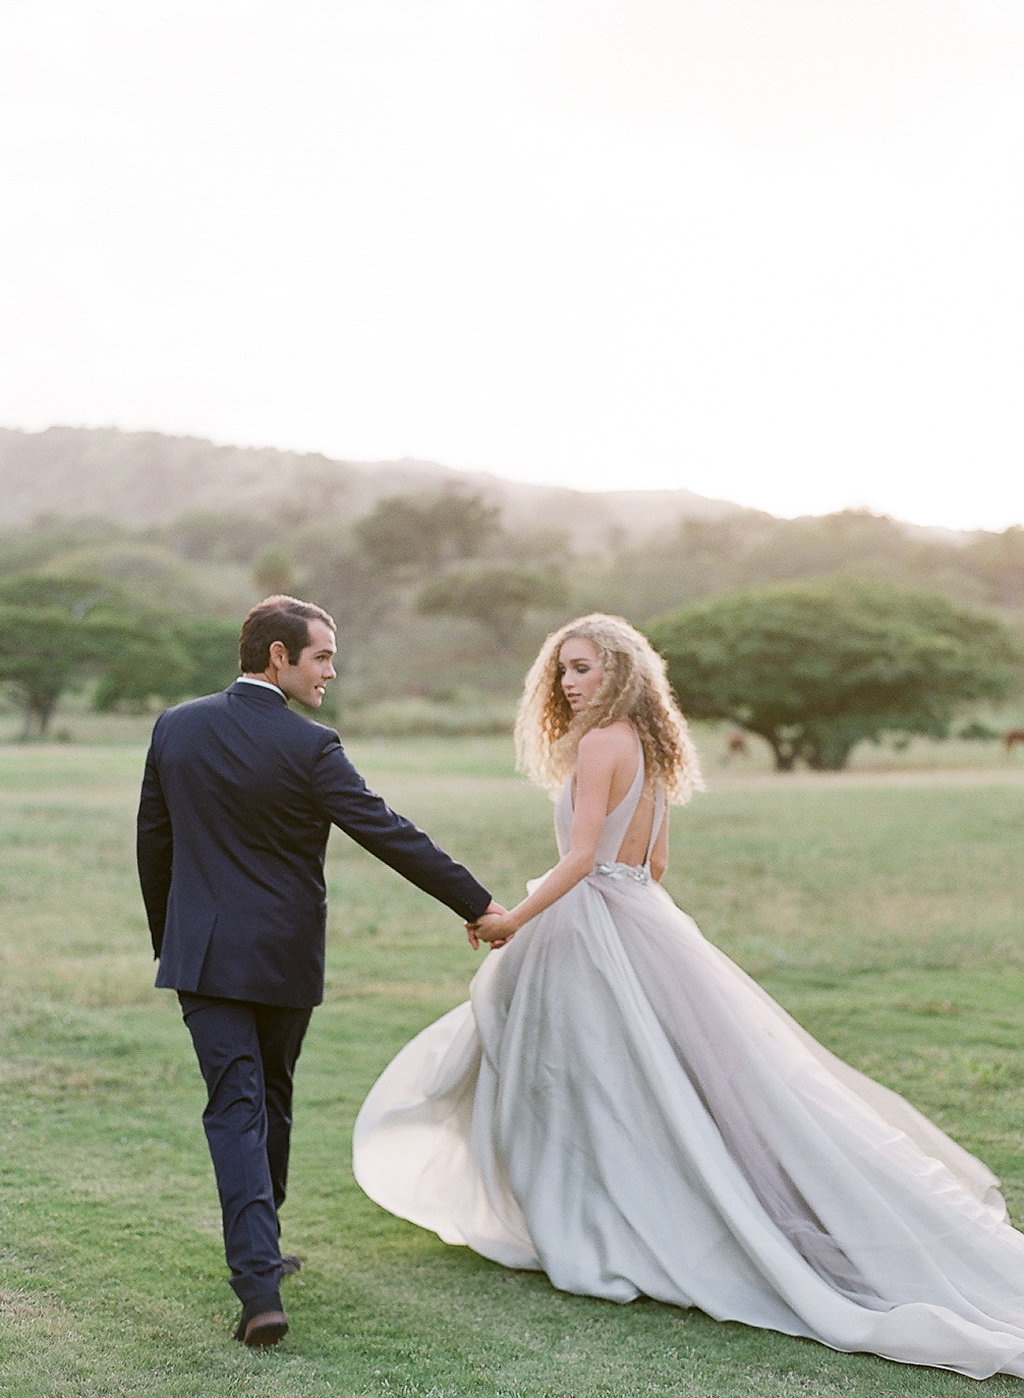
2, 734, 1024, 1396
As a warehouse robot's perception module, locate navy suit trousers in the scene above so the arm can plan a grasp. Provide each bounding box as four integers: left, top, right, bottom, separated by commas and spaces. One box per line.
178, 993, 312, 1307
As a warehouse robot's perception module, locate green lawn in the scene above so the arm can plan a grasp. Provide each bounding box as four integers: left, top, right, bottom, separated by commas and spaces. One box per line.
2, 737, 1024, 1396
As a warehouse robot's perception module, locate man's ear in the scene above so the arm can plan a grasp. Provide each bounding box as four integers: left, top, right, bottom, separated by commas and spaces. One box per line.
267, 639, 289, 673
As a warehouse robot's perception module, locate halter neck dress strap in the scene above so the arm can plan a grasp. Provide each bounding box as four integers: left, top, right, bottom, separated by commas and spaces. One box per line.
592, 731, 665, 875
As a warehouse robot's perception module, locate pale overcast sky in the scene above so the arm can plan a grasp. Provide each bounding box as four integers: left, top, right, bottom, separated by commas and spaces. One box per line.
1, 0, 1022, 530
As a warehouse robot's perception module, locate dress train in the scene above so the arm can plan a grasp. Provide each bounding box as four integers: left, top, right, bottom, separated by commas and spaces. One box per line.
354, 748, 1024, 1379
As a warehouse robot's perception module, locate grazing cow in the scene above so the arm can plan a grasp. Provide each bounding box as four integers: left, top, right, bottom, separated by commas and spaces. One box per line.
1005, 729, 1024, 751
725, 727, 749, 759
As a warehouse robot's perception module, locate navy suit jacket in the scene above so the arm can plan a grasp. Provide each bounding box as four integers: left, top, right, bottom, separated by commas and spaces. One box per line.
136, 681, 492, 1008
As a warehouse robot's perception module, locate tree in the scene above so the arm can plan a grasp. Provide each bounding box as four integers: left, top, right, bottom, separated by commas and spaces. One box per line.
0, 516, 130, 578
253, 548, 296, 596
92, 616, 240, 712
0, 605, 98, 737
36, 541, 216, 612
416, 565, 569, 647
301, 546, 399, 654
355, 490, 500, 570
647, 577, 1023, 771
157, 510, 269, 564
171, 617, 247, 698
738, 510, 915, 586
963, 527, 1024, 608
0, 574, 191, 736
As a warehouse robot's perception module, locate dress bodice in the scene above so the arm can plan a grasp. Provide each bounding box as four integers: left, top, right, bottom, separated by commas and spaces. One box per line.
553, 731, 665, 872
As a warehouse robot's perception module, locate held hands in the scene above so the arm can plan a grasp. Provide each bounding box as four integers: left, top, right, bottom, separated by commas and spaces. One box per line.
466, 901, 517, 951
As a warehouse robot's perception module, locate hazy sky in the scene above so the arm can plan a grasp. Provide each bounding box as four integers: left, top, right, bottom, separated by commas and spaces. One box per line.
2, 0, 1022, 530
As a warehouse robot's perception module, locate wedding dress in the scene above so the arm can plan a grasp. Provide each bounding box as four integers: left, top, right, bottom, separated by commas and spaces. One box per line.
353, 739, 1024, 1379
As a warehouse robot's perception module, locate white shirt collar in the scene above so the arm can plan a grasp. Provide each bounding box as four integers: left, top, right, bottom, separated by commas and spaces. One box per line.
237, 676, 286, 699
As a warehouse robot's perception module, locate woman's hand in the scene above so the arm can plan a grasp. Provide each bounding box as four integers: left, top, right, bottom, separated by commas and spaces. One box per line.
466, 909, 518, 950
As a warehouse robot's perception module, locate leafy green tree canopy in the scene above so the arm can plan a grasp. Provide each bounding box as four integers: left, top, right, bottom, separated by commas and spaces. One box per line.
0, 574, 247, 737
38, 541, 215, 612
416, 565, 568, 647
92, 616, 241, 713
0, 574, 191, 737
648, 577, 1023, 771
355, 490, 500, 570
156, 510, 268, 565
252, 548, 296, 597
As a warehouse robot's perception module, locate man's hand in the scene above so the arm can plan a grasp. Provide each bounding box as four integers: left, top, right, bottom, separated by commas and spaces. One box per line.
466, 901, 516, 950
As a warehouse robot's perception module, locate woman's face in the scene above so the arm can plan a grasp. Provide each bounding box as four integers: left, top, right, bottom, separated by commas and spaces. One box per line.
558, 636, 605, 713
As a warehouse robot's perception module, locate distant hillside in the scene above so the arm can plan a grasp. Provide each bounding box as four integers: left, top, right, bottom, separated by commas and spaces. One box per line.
0, 426, 751, 551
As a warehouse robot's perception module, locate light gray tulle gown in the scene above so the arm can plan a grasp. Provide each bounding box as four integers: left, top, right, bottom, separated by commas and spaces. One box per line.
353, 741, 1024, 1380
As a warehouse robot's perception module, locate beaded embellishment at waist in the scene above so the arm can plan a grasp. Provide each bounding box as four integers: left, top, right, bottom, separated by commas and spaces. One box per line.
593, 861, 650, 885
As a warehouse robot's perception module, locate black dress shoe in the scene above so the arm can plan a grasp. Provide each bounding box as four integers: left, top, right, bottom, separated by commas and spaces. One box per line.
233, 1292, 288, 1346
234, 1307, 289, 1346
280, 1253, 302, 1278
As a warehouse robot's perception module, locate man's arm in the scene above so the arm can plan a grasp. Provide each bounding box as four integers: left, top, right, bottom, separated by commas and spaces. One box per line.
136, 742, 173, 958
312, 738, 494, 922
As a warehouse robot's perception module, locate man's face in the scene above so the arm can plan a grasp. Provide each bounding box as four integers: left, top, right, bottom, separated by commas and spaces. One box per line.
276, 620, 337, 708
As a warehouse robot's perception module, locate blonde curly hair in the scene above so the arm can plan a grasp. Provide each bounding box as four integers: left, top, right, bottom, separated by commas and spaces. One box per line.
513, 613, 704, 804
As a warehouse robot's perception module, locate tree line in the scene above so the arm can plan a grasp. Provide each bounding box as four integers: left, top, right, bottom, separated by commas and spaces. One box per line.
0, 490, 1021, 765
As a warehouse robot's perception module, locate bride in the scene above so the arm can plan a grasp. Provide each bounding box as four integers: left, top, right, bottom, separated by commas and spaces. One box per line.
353, 613, 1024, 1380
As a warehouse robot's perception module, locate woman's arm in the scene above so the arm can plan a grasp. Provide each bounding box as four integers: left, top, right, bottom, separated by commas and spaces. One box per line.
471, 727, 631, 943
650, 813, 669, 882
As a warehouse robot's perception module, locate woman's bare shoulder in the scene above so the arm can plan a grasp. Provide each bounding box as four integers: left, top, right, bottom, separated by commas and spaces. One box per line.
578, 720, 636, 760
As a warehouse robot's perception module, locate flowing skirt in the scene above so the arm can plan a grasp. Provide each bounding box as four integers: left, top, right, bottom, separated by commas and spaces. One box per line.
354, 871, 1024, 1379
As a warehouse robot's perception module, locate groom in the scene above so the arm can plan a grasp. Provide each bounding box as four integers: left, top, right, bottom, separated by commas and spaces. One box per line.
136, 594, 502, 1346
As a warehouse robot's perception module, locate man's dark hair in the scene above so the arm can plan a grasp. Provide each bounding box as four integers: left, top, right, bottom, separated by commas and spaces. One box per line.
239, 595, 337, 673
